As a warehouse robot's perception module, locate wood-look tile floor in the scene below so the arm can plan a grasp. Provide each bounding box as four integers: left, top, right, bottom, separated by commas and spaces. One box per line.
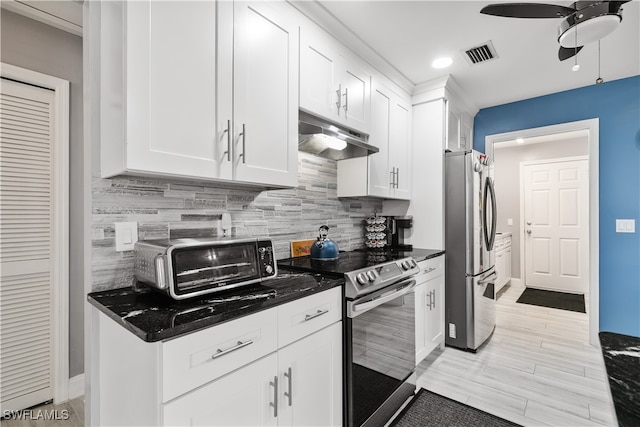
416, 281, 617, 427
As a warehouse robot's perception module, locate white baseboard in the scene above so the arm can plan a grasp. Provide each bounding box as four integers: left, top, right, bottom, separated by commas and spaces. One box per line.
510, 278, 522, 288
68, 374, 84, 399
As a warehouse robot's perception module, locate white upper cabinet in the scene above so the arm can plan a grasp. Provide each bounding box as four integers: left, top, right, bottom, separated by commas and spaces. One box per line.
100, 0, 298, 188
337, 81, 411, 200
446, 101, 473, 152
123, 1, 228, 180
232, 1, 299, 187
299, 25, 371, 134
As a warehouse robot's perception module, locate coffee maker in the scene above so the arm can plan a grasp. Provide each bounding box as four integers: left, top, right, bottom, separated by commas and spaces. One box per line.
386, 216, 413, 251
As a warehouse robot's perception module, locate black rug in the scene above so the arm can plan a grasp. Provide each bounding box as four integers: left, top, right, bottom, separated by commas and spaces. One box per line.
516, 287, 585, 313
391, 388, 520, 427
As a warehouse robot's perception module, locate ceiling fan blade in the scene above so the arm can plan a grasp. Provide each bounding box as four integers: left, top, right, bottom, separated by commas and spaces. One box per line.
558, 45, 583, 61
480, 3, 575, 18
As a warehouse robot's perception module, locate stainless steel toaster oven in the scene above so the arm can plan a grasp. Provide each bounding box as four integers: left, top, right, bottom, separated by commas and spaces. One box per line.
134, 237, 277, 299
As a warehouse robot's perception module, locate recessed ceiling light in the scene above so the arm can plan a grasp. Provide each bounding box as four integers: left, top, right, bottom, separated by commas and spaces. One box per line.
516, 138, 524, 144
432, 57, 453, 69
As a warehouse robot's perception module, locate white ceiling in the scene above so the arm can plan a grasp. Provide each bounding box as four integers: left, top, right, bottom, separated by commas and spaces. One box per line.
312, 0, 640, 110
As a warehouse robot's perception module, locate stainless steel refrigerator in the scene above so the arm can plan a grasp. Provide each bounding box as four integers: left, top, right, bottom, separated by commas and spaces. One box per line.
444, 149, 497, 351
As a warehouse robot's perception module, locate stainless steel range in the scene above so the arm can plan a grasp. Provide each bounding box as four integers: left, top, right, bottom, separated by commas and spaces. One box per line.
278, 251, 420, 427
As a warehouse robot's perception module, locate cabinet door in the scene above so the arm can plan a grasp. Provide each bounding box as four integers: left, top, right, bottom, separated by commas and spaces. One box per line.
367, 84, 392, 197
389, 98, 411, 200
505, 248, 512, 285
414, 283, 427, 363
233, 1, 298, 187
299, 27, 341, 122
495, 250, 505, 291
162, 353, 278, 427
340, 61, 371, 133
126, 1, 231, 179
425, 274, 445, 352
278, 323, 342, 427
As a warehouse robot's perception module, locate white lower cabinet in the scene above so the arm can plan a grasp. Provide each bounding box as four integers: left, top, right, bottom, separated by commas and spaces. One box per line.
495, 234, 512, 293
163, 353, 279, 427
415, 255, 445, 364
95, 287, 342, 427
163, 322, 342, 427
277, 323, 342, 427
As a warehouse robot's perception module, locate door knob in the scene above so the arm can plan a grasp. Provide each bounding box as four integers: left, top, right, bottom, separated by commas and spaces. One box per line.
526, 221, 531, 225
526, 230, 532, 234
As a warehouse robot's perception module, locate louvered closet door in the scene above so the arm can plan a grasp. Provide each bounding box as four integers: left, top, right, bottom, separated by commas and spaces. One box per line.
0, 78, 55, 412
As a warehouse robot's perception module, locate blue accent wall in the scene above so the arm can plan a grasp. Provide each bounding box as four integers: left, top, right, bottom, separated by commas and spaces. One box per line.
474, 75, 640, 337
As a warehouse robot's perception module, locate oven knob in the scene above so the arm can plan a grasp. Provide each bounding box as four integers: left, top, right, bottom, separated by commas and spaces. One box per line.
265, 265, 273, 274
409, 259, 417, 268
366, 270, 378, 282
401, 260, 411, 270
356, 272, 368, 285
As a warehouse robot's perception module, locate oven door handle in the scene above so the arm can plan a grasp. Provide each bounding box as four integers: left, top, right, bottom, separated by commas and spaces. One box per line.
350, 279, 417, 317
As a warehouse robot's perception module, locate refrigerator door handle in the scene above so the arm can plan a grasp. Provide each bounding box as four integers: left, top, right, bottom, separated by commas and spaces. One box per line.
483, 177, 497, 251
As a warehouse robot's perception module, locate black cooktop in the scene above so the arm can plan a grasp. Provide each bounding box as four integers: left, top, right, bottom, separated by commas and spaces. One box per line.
277, 249, 417, 275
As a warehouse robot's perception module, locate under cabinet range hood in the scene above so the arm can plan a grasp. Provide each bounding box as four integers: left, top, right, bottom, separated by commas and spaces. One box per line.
298, 111, 378, 160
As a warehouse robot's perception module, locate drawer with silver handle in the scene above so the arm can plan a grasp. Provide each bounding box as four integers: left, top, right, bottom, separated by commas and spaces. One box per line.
278, 286, 341, 348
162, 309, 278, 402
416, 256, 444, 284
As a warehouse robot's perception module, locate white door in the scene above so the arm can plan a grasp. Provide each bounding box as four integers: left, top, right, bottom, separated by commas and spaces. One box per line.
523, 158, 589, 293
125, 0, 232, 179
163, 353, 278, 427
278, 323, 342, 427
233, 1, 298, 187
0, 79, 55, 412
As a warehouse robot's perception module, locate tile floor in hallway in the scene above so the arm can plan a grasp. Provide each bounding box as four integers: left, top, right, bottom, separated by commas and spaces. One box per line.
416, 280, 617, 426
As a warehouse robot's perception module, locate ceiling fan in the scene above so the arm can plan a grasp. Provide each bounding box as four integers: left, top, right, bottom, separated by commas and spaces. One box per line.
480, 1, 629, 61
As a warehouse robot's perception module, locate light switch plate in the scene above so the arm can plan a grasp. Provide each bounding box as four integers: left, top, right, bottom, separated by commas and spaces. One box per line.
115, 222, 138, 251
615, 219, 636, 233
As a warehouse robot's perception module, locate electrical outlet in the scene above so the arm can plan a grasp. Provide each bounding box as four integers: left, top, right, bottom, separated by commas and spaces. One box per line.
507, 218, 513, 226
449, 323, 456, 339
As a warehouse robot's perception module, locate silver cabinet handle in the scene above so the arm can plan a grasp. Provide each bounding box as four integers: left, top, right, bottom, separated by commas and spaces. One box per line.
304, 309, 329, 322
425, 267, 436, 274
336, 84, 342, 113
237, 124, 246, 164
270, 375, 278, 418
222, 119, 231, 162
211, 339, 253, 360
343, 87, 349, 113
430, 289, 436, 310
284, 367, 292, 406
390, 168, 395, 187
395, 168, 399, 188
426, 289, 431, 310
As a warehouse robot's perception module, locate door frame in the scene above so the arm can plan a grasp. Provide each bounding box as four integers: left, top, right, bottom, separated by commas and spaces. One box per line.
1, 62, 70, 402
520, 156, 589, 293
485, 118, 599, 346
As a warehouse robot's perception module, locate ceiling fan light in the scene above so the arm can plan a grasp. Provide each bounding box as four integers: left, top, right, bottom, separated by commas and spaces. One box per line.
558, 14, 621, 48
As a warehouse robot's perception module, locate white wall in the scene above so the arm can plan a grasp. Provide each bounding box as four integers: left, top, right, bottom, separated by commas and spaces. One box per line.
493, 137, 588, 278
1, 10, 85, 377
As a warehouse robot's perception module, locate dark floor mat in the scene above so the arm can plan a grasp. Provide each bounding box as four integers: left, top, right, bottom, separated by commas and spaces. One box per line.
516, 287, 586, 313
390, 388, 521, 427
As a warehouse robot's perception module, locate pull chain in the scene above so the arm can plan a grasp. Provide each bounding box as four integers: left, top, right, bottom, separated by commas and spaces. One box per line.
596, 40, 604, 84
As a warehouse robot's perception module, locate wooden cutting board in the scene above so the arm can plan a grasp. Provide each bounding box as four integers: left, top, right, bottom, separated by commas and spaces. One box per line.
290, 239, 315, 257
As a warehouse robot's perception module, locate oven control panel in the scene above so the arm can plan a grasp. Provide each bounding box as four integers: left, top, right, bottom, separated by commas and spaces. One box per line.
345, 257, 419, 299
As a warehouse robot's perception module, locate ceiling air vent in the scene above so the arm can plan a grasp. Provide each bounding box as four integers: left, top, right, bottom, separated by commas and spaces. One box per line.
463, 41, 498, 65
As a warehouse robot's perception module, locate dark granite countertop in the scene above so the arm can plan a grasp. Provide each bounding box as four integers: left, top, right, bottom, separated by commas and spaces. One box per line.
88, 271, 344, 343
599, 332, 640, 426
397, 247, 445, 262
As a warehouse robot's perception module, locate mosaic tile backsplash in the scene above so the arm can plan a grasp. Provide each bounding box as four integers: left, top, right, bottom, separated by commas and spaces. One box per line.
92, 152, 383, 291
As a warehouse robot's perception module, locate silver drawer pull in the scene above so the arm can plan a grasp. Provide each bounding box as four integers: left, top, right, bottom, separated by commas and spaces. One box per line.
270, 376, 278, 418
211, 339, 254, 360
425, 267, 436, 273
304, 309, 329, 322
